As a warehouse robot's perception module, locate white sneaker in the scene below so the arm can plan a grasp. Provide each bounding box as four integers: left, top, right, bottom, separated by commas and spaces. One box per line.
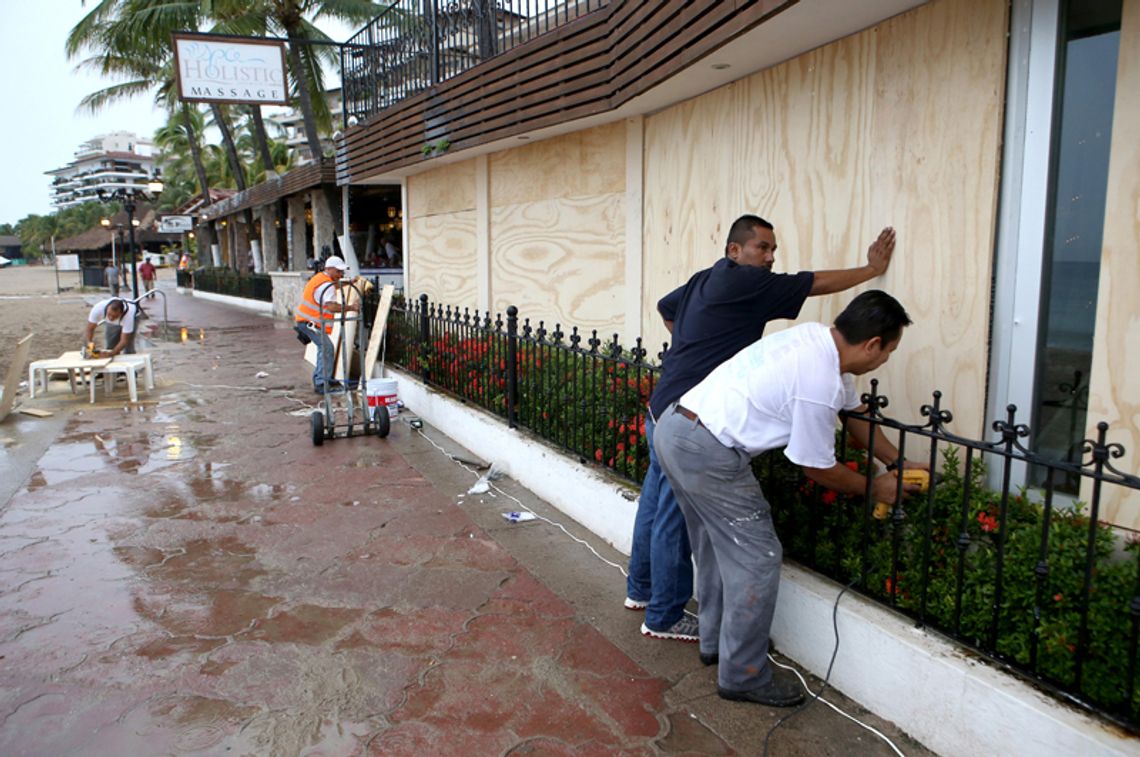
624, 597, 648, 611
641, 615, 699, 642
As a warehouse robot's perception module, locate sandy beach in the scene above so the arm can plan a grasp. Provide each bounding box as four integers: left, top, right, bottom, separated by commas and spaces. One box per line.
0, 264, 167, 380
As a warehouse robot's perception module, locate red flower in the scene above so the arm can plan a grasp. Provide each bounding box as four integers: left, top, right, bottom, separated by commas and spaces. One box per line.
977, 512, 998, 533
629, 434, 638, 446
821, 491, 838, 505
1053, 593, 1063, 602
594, 449, 603, 462
845, 461, 859, 471
616, 442, 625, 452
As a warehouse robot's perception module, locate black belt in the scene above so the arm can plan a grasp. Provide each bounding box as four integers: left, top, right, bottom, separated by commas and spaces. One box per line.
675, 404, 703, 428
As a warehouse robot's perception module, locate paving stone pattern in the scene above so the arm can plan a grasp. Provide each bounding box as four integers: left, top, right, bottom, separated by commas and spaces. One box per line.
0, 287, 931, 756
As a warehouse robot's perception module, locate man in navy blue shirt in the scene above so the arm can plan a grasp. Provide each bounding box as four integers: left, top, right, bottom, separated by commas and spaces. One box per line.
627, 214, 896, 643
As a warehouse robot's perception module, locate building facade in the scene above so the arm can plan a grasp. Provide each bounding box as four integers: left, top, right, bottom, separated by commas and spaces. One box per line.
46, 131, 156, 209
335, 0, 1140, 530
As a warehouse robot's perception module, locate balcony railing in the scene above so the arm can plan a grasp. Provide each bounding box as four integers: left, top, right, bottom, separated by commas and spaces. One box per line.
342, 0, 608, 124
370, 292, 1140, 732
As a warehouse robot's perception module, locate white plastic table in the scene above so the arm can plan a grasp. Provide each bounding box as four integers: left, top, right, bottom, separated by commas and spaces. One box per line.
28, 352, 109, 399
88, 354, 153, 403
28, 351, 154, 403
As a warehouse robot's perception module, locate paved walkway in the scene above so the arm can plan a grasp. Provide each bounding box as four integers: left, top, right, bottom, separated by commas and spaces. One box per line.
0, 288, 933, 755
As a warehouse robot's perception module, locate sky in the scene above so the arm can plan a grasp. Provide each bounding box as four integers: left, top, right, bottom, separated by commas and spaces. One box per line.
0, 2, 167, 223
0, 2, 360, 226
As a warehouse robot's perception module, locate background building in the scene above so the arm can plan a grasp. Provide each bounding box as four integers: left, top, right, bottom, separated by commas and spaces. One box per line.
46, 131, 156, 209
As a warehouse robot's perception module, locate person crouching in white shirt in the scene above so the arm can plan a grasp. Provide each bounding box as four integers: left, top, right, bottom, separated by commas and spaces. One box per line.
84, 298, 137, 357
652, 289, 925, 707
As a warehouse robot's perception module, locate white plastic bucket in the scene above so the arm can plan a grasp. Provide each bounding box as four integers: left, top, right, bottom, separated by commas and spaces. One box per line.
366, 377, 399, 418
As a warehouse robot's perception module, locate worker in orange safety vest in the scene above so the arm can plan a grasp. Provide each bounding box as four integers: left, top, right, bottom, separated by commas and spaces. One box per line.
293, 256, 360, 393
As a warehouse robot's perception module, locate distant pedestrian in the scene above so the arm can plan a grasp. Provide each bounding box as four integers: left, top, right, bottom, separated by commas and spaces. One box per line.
139, 257, 157, 299
104, 262, 120, 296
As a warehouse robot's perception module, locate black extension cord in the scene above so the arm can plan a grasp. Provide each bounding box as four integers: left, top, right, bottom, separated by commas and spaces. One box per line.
762, 576, 860, 757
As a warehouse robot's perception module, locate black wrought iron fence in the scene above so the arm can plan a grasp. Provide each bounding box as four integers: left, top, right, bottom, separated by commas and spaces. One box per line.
191, 268, 273, 302
342, 0, 609, 123
756, 380, 1140, 731
373, 293, 661, 483
366, 290, 1140, 730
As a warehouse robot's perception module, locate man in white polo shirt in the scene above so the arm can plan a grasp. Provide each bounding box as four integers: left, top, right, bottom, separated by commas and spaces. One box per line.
652, 290, 922, 707
84, 298, 138, 357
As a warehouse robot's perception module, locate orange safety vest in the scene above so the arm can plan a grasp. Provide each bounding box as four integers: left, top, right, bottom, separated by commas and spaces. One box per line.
295, 272, 338, 333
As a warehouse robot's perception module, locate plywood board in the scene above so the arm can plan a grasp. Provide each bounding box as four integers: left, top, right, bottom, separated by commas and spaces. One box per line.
1086, 0, 1140, 529
641, 0, 1007, 435
363, 284, 395, 379
642, 80, 745, 336
1, 333, 33, 423
490, 122, 625, 207
407, 159, 477, 217
490, 193, 626, 332
407, 210, 479, 308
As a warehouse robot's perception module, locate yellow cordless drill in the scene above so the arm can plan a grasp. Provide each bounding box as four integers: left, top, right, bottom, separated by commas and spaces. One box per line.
873, 468, 930, 520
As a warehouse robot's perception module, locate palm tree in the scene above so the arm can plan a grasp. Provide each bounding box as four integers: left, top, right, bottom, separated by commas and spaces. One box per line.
209, 0, 380, 161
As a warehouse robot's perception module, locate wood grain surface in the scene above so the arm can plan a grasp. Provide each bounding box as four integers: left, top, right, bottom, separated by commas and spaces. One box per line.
408, 211, 479, 309
642, 0, 1007, 435
490, 193, 626, 331
1087, 0, 1140, 529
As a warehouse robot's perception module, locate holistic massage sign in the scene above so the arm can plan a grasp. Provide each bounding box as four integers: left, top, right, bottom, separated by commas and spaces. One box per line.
174, 33, 289, 105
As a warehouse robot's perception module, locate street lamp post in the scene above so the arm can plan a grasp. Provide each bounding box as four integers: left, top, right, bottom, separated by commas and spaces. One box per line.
98, 175, 164, 300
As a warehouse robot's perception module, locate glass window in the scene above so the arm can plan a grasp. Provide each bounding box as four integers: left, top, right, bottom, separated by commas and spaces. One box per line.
1032, 0, 1122, 491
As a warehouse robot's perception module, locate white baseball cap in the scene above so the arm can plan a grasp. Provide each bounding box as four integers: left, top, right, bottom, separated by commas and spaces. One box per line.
324, 256, 347, 271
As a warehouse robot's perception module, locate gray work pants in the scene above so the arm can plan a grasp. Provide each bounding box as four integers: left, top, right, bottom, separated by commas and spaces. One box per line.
653, 403, 782, 692
105, 324, 136, 354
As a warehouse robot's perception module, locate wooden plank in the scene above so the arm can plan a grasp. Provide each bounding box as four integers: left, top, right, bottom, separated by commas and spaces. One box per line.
363, 285, 395, 379
17, 407, 53, 419
1, 333, 33, 423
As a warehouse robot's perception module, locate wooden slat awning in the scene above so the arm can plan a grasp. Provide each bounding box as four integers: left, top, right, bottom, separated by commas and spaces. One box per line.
199, 161, 338, 222
338, 0, 793, 181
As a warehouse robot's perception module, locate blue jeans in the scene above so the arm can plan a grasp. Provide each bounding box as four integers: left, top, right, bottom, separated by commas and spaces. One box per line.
298, 323, 334, 389
626, 412, 694, 630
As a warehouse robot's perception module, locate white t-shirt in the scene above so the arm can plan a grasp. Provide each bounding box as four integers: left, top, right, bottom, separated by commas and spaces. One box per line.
679, 322, 861, 468
87, 299, 136, 334
314, 280, 339, 306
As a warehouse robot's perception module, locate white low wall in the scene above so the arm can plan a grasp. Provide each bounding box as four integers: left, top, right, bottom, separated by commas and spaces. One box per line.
391, 367, 1136, 757
191, 289, 274, 314
773, 565, 1132, 757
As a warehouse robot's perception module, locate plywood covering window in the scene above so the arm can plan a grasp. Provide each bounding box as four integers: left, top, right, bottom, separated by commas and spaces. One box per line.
1032, 0, 1122, 492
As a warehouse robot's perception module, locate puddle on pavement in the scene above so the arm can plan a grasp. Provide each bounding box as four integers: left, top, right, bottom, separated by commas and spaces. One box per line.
148, 695, 260, 752
31, 418, 214, 485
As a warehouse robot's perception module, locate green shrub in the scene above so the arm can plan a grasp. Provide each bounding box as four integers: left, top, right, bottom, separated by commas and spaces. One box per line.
757, 443, 1140, 718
